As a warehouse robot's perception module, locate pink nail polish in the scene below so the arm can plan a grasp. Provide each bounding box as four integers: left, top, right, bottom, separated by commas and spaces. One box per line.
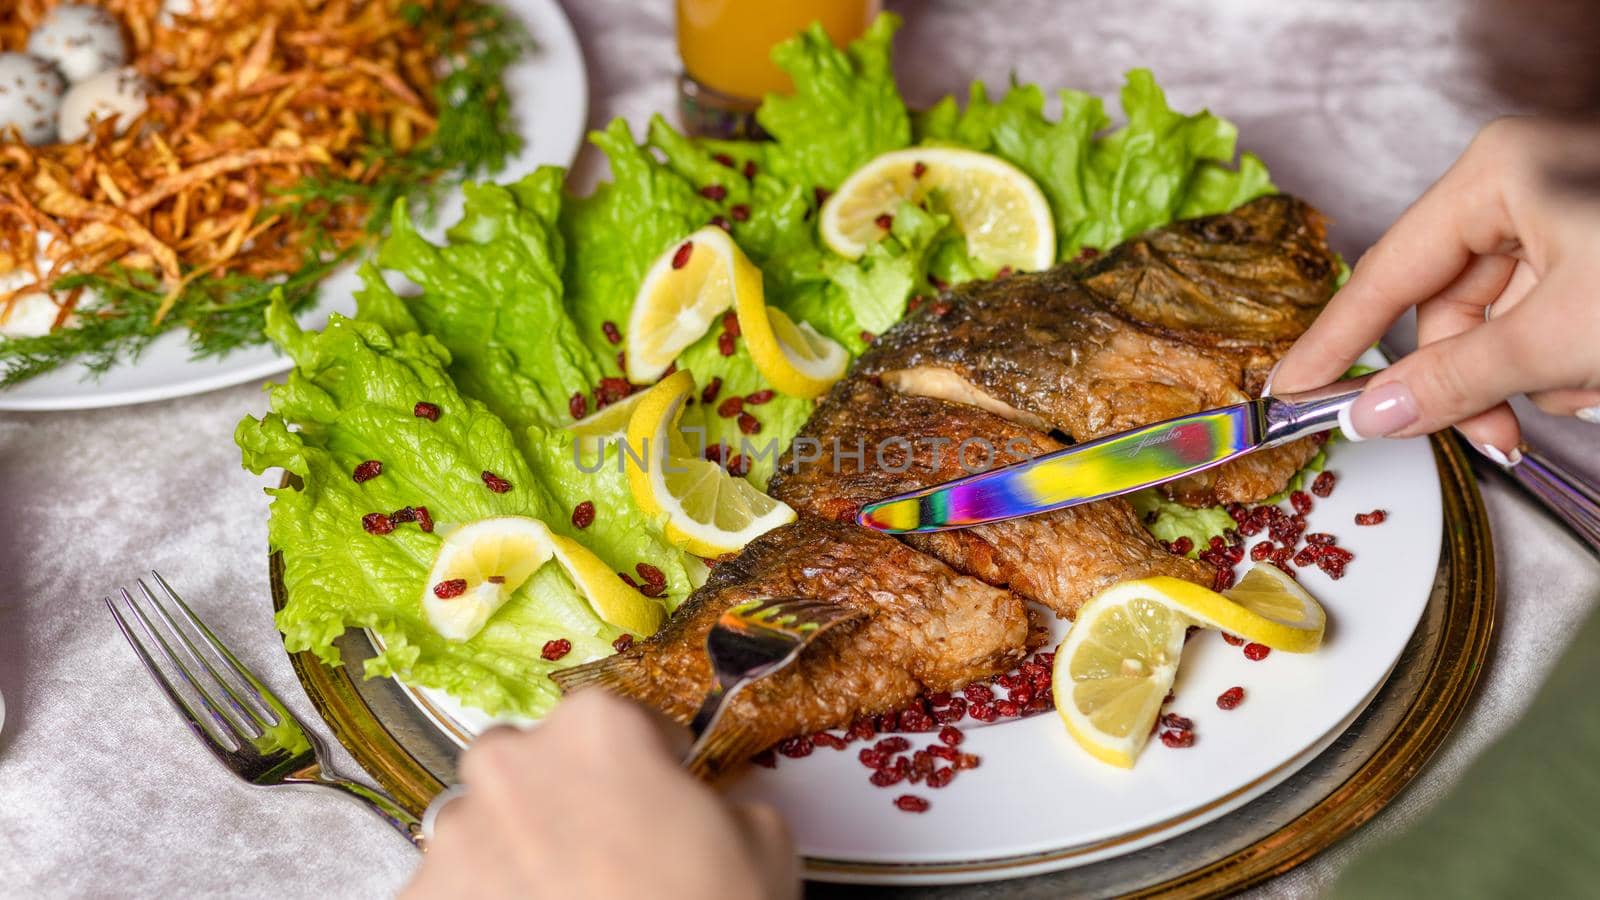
1344, 381, 1419, 440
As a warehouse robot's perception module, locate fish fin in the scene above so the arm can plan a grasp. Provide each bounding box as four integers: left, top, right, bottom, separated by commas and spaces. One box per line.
549, 652, 654, 698
685, 718, 769, 781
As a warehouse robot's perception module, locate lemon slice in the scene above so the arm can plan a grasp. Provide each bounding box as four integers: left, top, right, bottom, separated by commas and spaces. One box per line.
546, 533, 665, 637
625, 370, 796, 556
422, 516, 555, 642
422, 516, 665, 642
735, 292, 848, 399
566, 390, 648, 457
1053, 579, 1194, 767
626, 226, 762, 384
1220, 564, 1327, 652
820, 147, 1055, 272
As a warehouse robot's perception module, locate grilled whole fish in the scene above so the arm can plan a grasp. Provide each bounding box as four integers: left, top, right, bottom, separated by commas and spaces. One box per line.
768, 377, 1212, 618
857, 195, 1337, 505
552, 518, 1037, 778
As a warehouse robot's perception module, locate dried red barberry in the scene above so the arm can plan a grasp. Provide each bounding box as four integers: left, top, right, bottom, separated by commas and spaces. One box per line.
994, 699, 1020, 717
737, 412, 761, 435
874, 213, 894, 230
744, 389, 774, 405
541, 638, 572, 660
955, 753, 980, 770
568, 392, 588, 419
995, 266, 1014, 279
1250, 541, 1276, 561
1290, 490, 1313, 515
1221, 632, 1244, 646
969, 703, 997, 722
486, 575, 506, 585
716, 332, 736, 356
1243, 642, 1271, 661
911, 749, 935, 776
912, 160, 927, 178
716, 396, 743, 418
390, 507, 416, 524
813, 186, 832, 207
612, 633, 634, 653
362, 512, 395, 535
870, 767, 906, 787
894, 795, 929, 813
413, 401, 441, 421
413, 506, 434, 533
619, 572, 639, 589
600, 320, 622, 345
1212, 566, 1237, 591
777, 736, 813, 758
713, 153, 736, 168
1160, 729, 1196, 748
709, 215, 731, 232
1159, 712, 1194, 731
812, 732, 847, 751
929, 300, 953, 317
937, 725, 963, 747
1305, 532, 1337, 546
751, 749, 777, 768
1356, 509, 1388, 526
481, 471, 512, 493
730, 203, 750, 222
1169, 536, 1194, 556
433, 578, 467, 599
858, 748, 889, 769
726, 455, 749, 477
859, 330, 875, 344
671, 241, 694, 269
1293, 546, 1320, 567
350, 459, 383, 484
1311, 470, 1337, 497
698, 184, 727, 201
963, 683, 994, 703
595, 377, 634, 407
636, 562, 666, 588
571, 500, 596, 529
1217, 686, 1245, 710
906, 295, 925, 313
926, 767, 954, 788
742, 160, 757, 178
875, 736, 911, 754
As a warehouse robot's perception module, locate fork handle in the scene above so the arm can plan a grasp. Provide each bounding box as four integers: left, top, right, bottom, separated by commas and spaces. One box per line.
1500, 445, 1600, 557
683, 685, 728, 765
317, 777, 426, 848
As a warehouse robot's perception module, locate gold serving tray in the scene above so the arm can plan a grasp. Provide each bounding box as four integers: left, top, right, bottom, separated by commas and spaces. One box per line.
269, 433, 1493, 895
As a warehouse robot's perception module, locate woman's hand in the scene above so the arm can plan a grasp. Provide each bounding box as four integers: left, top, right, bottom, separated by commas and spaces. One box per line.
402, 690, 798, 900
1273, 116, 1600, 460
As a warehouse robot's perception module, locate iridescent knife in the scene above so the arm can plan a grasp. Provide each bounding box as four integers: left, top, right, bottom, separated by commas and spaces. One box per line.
856, 374, 1375, 533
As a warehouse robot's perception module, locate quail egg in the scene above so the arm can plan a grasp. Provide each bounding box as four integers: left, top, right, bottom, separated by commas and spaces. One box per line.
26, 4, 128, 84
0, 52, 67, 145
58, 67, 148, 142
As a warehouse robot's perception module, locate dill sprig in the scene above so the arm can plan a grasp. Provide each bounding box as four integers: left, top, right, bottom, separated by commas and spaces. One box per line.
0, 0, 529, 388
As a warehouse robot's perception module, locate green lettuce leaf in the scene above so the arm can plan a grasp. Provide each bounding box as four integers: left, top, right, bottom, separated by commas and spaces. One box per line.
238, 298, 622, 717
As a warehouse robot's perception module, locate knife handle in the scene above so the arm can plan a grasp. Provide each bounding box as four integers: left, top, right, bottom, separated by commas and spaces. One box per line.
1262, 373, 1376, 447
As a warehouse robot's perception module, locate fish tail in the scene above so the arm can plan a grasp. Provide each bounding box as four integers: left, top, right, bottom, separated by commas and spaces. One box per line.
549, 651, 656, 699
685, 717, 770, 781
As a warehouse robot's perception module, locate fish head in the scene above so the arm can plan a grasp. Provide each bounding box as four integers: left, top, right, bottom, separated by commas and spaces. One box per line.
1079, 195, 1339, 347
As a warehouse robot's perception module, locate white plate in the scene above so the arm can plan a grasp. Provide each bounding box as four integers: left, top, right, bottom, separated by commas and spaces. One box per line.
0, 0, 588, 412
384, 351, 1443, 884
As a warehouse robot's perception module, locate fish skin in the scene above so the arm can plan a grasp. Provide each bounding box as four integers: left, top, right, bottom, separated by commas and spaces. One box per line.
857, 195, 1336, 505
769, 377, 1213, 619
552, 517, 1034, 778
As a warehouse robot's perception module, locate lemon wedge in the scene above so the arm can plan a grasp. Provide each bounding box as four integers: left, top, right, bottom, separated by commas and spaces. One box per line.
422, 516, 555, 642
422, 516, 664, 642
735, 290, 848, 399
1220, 564, 1327, 652
566, 389, 648, 458
624, 370, 796, 557
820, 147, 1055, 272
546, 533, 665, 637
626, 226, 762, 384
1053, 579, 1193, 768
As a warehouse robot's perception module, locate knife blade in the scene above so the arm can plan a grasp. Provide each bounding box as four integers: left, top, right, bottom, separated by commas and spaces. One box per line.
856, 374, 1375, 534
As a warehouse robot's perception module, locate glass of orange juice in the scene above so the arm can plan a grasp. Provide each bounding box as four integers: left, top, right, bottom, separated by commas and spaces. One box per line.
676, 0, 882, 137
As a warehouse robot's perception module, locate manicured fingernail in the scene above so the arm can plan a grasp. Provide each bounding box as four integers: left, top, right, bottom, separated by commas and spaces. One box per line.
1344, 381, 1419, 440
1579, 405, 1600, 424
1259, 360, 1283, 398
1472, 441, 1523, 468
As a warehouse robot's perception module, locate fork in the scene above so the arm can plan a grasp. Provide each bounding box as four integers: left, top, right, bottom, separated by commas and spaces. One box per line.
685, 597, 866, 763
106, 572, 425, 848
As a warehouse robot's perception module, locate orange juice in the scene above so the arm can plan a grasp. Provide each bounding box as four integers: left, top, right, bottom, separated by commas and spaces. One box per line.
677, 0, 881, 101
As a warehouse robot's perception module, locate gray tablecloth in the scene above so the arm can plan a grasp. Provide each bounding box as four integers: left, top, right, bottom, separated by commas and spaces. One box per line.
1, 1, 1596, 896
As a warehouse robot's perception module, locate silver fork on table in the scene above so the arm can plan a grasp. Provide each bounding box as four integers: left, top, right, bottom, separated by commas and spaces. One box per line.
684, 597, 866, 769
106, 572, 425, 847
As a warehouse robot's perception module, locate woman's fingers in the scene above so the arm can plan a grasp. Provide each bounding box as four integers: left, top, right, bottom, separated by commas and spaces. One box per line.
1275, 119, 1531, 393
1451, 402, 1524, 461
1529, 387, 1600, 418
733, 803, 799, 898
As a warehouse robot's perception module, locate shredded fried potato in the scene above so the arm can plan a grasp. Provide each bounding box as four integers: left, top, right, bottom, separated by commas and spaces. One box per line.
0, 0, 450, 328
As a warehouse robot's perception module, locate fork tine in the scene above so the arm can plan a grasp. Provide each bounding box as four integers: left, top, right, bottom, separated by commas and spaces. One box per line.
137, 578, 267, 738
147, 572, 283, 727
119, 586, 245, 747
107, 591, 239, 756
